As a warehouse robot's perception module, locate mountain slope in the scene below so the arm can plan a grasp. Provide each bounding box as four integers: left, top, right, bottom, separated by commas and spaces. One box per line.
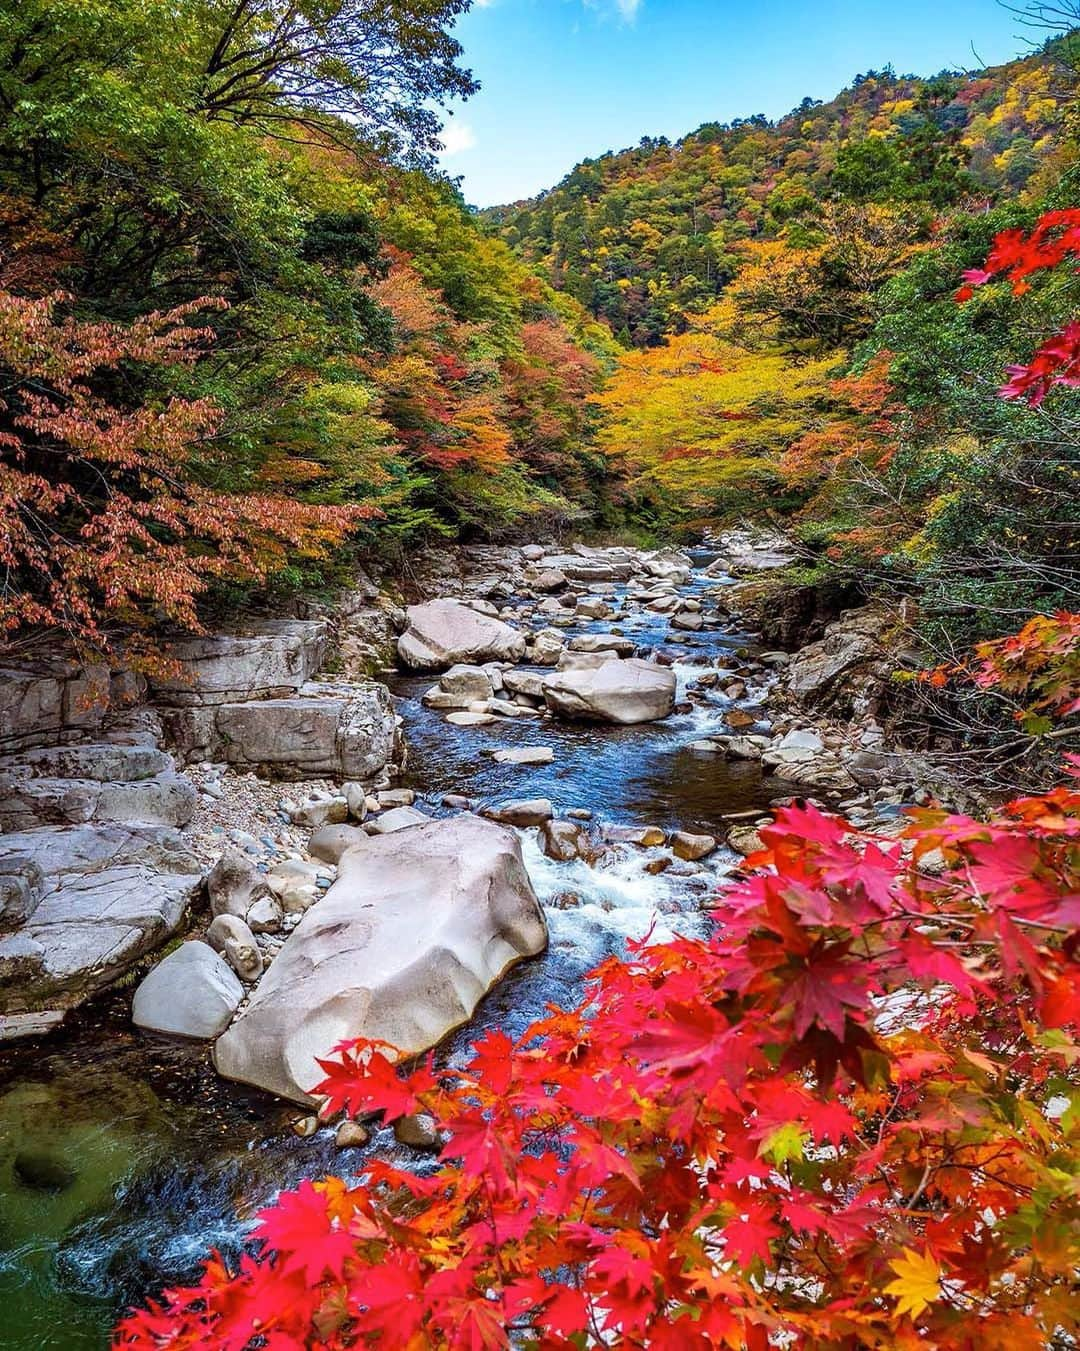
484, 46, 1075, 345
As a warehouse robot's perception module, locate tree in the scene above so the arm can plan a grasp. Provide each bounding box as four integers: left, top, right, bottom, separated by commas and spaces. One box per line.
114, 783, 1080, 1348
0, 291, 369, 653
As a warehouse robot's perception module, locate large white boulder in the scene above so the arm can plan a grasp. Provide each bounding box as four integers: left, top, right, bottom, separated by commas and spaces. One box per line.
544, 659, 676, 725
398, 601, 526, 671
213, 815, 548, 1104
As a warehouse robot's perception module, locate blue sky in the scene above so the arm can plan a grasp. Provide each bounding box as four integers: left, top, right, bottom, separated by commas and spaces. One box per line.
436, 0, 1037, 206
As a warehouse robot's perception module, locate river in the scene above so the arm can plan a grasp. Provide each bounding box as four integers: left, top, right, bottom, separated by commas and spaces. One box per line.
0, 549, 799, 1348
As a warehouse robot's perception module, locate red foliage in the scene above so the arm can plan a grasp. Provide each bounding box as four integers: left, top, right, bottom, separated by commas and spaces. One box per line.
0, 290, 371, 652
972, 611, 1080, 721
957, 209, 1080, 404
114, 790, 1080, 1349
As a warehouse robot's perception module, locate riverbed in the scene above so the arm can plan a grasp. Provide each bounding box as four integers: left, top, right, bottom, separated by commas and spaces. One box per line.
0, 550, 800, 1347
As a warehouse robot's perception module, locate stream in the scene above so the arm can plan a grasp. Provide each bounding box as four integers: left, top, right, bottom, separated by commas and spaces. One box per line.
0, 549, 801, 1348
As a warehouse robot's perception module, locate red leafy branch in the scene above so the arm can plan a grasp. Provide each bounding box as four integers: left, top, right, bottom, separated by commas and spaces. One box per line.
114, 790, 1080, 1350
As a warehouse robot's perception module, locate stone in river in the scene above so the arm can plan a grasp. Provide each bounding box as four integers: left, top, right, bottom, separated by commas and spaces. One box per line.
365, 805, 430, 834
133, 941, 243, 1040
604, 825, 666, 849
538, 819, 590, 862
671, 831, 717, 862
213, 815, 548, 1104
544, 659, 676, 726
446, 712, 498, 727
492, 747, 555, 766
335, 1120, 370, 1149
309, 823, 367, 864
485, 798, 553, 827
568, 633, 636, 657
397, 601, 526, 672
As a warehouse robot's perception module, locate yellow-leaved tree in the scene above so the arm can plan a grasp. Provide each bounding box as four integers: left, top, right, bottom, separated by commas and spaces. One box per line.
591, 302, 839, 522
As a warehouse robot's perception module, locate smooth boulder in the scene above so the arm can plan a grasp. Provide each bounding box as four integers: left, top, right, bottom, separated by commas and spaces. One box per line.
133, 941, 244, 1039
213, 815, 548, 1104
544, 659, 676, 726
398, 601, 526, 672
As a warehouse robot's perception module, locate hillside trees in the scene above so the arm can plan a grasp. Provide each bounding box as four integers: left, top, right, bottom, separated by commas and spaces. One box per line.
0, 0, 615, 650
0, 292, 366, 652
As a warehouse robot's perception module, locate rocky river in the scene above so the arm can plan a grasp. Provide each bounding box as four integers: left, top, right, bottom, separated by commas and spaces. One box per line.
0, 535, 925, 1347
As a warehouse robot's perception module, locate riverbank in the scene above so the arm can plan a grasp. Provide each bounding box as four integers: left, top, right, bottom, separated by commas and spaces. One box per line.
0, 533, 949, 1347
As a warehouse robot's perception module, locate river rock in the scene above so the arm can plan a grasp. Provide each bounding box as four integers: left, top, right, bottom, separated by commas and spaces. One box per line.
133, 941, 244, 1039
529, 630, 565, 665
544, 659, 676, 725
246, 893, 285, 933
502, 669, 547, 701
671, 831, 717, 861
208, 849, 270, 919
436, 666, 495, 704
0, 824, 202, 1013
213, 815, 548, 1104
568, 633, 636, 657
397, 601, 526, 672
335, 1120, 370, 1149
492, 746, 555, 766
446, 712, 497, 727
289, 796, 349, 828
538, 818, 589, 862
530, 569, 568, 593
366, 805, 430, 834
309, 824, 367, 865
207, 914, 263, 982
485, 798, 553, 827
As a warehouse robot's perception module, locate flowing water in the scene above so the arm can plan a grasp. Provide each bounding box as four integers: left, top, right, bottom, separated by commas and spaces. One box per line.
0, 552, 798, 1347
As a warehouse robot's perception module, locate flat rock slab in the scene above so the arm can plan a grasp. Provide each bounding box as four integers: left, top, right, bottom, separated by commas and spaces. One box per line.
161, 680, 399, 781
214, 814, 548, 1104
149, 620, 329, 706
397, 601, 526, 672
0, 741, 197, 831
0, 825, 203, 1014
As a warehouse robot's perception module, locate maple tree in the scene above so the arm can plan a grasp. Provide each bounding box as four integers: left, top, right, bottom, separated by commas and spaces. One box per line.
115, 777, 1080, 1348
0, 290, 369, 651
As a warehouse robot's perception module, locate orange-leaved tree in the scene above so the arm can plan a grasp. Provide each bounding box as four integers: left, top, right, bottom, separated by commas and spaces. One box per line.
0, 290, 372, 654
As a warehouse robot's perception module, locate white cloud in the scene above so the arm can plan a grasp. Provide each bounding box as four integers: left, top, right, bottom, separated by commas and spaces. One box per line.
440, 121, 478, 157
584, 0, 642, 22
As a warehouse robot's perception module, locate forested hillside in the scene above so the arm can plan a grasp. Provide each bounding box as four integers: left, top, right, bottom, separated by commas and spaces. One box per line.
485, 36, 1080, 719
488, 48, 1073, 343
0, 0, 616, 656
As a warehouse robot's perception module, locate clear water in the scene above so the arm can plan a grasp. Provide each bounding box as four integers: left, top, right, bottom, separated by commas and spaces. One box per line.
0, 555, 799, 1347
